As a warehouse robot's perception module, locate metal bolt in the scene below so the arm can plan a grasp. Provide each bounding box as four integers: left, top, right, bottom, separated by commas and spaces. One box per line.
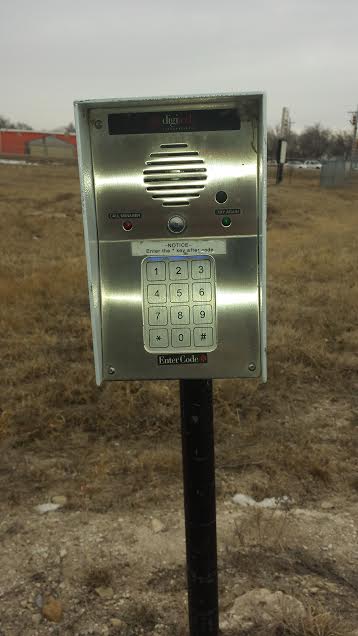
94, 119, 103, 129
108, 366, 115, 375
248, 362, 256, 372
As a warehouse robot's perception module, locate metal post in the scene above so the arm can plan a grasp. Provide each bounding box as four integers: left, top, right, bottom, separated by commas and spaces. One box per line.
179, 379, 219, 636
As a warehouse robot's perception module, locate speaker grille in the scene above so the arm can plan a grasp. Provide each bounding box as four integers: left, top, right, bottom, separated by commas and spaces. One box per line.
143, 145, 207, 206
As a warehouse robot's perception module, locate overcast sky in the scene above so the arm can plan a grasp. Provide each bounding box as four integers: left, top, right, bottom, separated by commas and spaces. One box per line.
1, 0, 357, 132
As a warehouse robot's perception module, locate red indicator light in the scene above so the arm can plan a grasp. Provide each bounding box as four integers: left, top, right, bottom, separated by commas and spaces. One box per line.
122, 221, 133, 231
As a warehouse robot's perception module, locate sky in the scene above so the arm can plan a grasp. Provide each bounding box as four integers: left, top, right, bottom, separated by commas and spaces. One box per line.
1, 0, 357, 132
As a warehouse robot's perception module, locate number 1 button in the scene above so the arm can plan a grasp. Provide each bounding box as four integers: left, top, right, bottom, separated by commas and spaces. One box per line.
146, 261, 166, 281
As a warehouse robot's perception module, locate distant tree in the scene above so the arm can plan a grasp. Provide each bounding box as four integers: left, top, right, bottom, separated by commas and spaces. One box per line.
0, 115, 32, 130
15, 122, 33, 130
65, 122, 75, 133
299, 123, 331, 159
329, 131, 353, 159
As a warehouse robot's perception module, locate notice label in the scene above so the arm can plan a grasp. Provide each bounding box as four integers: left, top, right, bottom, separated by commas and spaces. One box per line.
132, 239, 226, 257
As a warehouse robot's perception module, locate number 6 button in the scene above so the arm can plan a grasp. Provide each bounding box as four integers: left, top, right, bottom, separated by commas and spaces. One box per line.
192, 282, 212, 302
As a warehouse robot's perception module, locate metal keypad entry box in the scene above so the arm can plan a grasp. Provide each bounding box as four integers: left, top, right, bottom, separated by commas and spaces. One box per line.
75, 92, 267, 383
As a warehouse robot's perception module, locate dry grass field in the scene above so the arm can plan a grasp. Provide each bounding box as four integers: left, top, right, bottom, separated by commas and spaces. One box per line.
0, 163, 357, 635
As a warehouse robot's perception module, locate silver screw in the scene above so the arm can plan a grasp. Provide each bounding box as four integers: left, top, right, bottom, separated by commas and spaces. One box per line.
108, 366, 115, 375
94, 119, 103, 129
248, 362, 256, 372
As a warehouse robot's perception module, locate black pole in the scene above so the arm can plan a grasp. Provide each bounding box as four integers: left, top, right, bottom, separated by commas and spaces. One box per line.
179, 379, 219, 636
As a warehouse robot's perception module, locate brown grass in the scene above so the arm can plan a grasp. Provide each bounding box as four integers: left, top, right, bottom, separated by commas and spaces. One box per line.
0, 163, 357, 630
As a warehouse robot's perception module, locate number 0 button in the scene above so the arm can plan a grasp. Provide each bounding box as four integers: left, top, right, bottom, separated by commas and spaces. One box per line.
172, 328, 191, 348
192, 282, 212, 302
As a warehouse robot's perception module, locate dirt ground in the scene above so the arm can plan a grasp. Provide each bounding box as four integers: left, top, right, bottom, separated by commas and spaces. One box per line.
0, 163, 357, 635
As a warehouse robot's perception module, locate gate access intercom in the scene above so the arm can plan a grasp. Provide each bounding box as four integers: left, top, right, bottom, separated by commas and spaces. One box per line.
75, 93, 266, 384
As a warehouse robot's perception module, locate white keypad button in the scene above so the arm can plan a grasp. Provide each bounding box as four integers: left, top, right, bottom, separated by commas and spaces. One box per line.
147, 284, 167, 304
191, 260, 211, 279
169, 260, 188, 280
148, 306, 168, 326
146, 261, 166, 281
149, 328, 169, 348
170, 283, 189, 303
171, 328, 191, 348
193, 304, 213, 324
170, 305, 190, 325
194, 327, 213, 347
192, 282, 212, 302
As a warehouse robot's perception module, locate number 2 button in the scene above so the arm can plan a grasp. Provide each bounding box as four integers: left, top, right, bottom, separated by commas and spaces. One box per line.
169, 261, 188, 280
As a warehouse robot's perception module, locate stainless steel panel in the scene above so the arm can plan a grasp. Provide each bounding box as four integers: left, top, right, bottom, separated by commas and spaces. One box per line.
100, 237, 260, 380
75, 93, 266, 383
90, 118, 258, 241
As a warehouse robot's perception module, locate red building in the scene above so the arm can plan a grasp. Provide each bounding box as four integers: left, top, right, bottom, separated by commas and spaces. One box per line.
0, 129, 77, 160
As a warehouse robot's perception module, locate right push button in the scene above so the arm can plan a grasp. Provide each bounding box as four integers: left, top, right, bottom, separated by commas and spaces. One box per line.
192, 282, 212, 302
193, 304, 213, 324
191, 259, 211, 279
194, 327, 213, 347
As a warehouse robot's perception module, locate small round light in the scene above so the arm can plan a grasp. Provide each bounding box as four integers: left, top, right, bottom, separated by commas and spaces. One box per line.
221, 216, 231, 228
122, 221, 133, 231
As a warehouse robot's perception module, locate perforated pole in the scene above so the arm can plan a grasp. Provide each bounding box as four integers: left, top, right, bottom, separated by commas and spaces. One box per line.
180, 379, 219, 636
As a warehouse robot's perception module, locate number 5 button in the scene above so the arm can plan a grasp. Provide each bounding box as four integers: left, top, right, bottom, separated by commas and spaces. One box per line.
192, 282, 212, 302
170, 283, 189, 303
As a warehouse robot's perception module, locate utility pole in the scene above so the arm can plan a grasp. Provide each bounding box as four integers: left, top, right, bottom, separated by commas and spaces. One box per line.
276, 107, 290, 184
348, 106, 358, 166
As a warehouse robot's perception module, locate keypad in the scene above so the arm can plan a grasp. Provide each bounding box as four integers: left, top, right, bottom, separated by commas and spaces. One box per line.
142, 256, 217, 353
